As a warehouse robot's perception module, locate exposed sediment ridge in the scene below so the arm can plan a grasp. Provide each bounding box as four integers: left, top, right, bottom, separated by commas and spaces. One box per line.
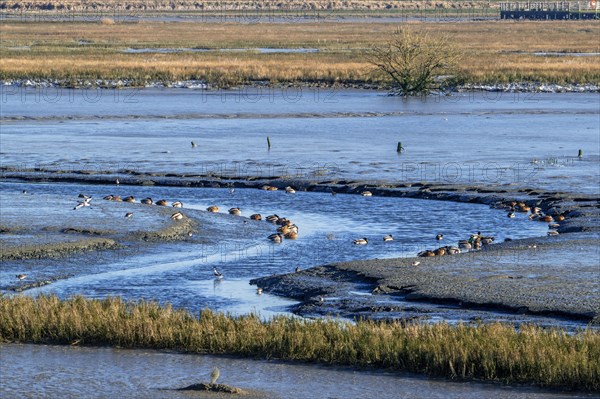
2, 79, 599, 93
2, 168, 599, 322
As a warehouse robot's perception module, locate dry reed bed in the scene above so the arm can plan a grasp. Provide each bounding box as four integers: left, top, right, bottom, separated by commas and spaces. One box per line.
1, 21, 599, 85
1, 295, 599, 391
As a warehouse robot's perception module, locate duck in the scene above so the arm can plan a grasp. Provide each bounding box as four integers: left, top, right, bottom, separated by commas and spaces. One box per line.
383, 235, 394, 242
172, 201, 183, 208
481, 236, 495, 246
156, 199, 168, 206
265, 214, 279, 223
16, 274, 27, 280
191, 141, 198, 148
250, 214, 262, 221
206, 205, 219, 213
103, 195, 114, 200
361, 191, 373, 197
285, 186, 296, 194
433, 247, 446, 256
170, 211, 184, 220
228, 207, 241, 216
284, 231, 298, 240
412, 261, 421, 266
78, 194, 91, 199
517, 204, 530, 212
540, 215, 553, 223
353, 238, 368, 245
140, 197, 153, 205
445, 246, 461, 255
213, 267, 223, 279
268, 233, 283, 243
507, 212, 515, 218
528, 213, 540, 221
116, 178, 120, 185
276, 218, 291, 226
123, 196, 135, 203
548, 223, 560, 229
417, 250, 435, 257
256, 287, 263, 295
555, 215, 565, 222
547, 230, 559, 236
458, 240, 472, 250
124, 212, 133, 218
436, 234, 444, 240
531, 207, 542, 214
261, 185, 278, 191
295, 266, 302, 273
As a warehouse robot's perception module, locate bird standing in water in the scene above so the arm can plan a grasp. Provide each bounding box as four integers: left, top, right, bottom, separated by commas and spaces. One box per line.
213, 267, 223, 279
210, 367, 220, 384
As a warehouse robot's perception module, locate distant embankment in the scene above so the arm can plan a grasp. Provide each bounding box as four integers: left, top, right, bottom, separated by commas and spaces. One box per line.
0, 0, 494, 12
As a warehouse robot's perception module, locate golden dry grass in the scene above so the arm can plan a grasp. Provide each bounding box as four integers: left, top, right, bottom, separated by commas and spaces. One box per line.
0, 21, 598, 85
1, 295, 599, 391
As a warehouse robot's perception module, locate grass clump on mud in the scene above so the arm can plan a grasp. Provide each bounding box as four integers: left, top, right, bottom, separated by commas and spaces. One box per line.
1, 295, 599, 391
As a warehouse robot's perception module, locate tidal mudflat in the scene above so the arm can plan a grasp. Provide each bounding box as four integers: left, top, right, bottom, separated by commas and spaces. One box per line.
1, 87, 599, 393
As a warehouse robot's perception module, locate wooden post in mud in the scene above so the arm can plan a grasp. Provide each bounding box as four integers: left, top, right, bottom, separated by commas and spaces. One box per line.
267, 136, 271, 150
397, 142, 404, 153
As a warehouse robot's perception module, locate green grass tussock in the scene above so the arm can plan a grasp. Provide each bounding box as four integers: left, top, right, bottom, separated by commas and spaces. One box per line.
1, 295, 599, 391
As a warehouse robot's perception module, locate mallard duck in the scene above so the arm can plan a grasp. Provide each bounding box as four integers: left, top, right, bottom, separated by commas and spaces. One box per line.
170, 211, 184, 220
123, 196, 135, 203
103, 195, 114, 200
78, 194, 91, 199
447, 246, 461, 255
412, 261, 421, 266
417, 250, 435, 257
124, 212, 133, 218
433, 247, 446, 256
250, 214, 262, 221
285, 186, 296, 194
284, 231, 298, 240
172, 201, 183, 208
295, 266, 301, 273
228, 207, 241, 216
191, 141, 198, 148
141, 197, 153, 205
383, 235, 394, 242
361, 191, 373, 197
213, 267, 223, 279
458, 240, 472, 250
436, 234, 444, 240
548, 223, 560, 229
555, 215, 565, 222
16, 274, 27, 280
156, 199, 168, 206
547, 230, 559, 236
268, 233, 283, 243
541, 215, 553, 223
112, 195, 122, 202
507, 212, 515, 218
265, 214, 279, 223
481, 236, 495, 246
256, 287, 263, 295
353, 238, 368, 245
276, 218, 291, 226
206, 205, 219, 213
261, 185, 278, 191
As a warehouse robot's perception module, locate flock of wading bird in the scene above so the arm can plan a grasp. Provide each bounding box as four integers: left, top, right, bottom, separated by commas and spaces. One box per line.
14, 186, 567, 282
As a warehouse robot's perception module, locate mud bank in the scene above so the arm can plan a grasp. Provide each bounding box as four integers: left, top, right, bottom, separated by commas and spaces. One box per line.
2, 79, 599, 93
